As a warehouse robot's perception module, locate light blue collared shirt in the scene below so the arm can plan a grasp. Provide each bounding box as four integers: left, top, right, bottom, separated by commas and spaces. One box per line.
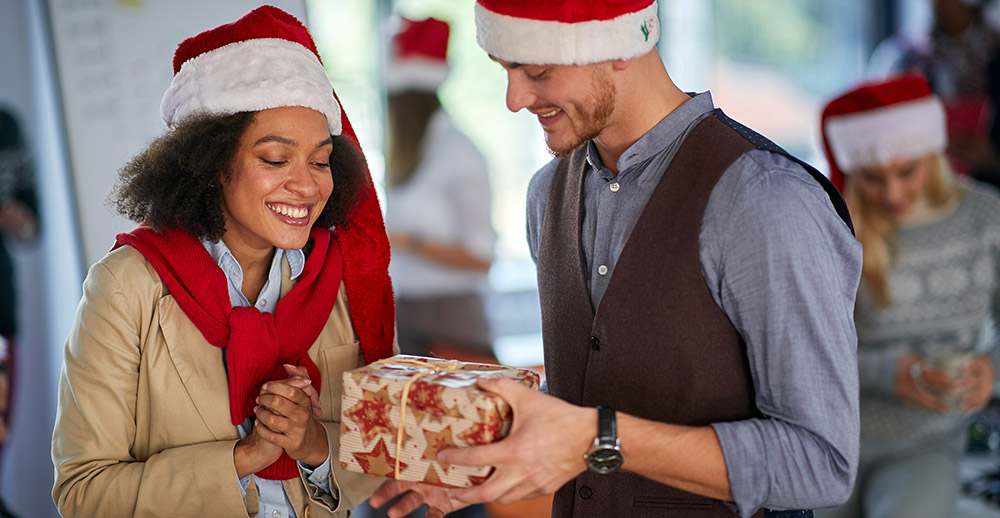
526, 92, 862, 516
201, 239, 332, 518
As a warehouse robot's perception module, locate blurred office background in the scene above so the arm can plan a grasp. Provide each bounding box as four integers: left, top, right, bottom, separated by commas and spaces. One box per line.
1, 0, 999, 516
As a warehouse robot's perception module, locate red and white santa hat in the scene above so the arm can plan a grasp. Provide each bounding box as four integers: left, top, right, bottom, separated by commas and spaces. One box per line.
474, 0, 660, 65
160, 5, 342, 136
821, 74, 947, 191
386, 17, 450, 93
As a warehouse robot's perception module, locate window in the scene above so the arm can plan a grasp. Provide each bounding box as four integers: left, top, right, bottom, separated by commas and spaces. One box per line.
306, 0, 888, 363
663, 0, 878, 165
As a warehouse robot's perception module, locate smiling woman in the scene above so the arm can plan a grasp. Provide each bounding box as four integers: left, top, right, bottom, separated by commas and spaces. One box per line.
50, 6, 397, 518
220, 108, 335, 289
114, 109, 365, 250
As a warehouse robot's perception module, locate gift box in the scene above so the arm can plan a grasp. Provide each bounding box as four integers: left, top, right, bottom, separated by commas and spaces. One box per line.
338, 355, 540, 487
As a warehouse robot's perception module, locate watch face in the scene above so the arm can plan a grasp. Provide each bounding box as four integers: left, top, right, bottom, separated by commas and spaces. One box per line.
587, 446, 624, 474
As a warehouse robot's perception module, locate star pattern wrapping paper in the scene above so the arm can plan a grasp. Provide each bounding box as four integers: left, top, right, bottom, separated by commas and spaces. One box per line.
338, 355, 540, 487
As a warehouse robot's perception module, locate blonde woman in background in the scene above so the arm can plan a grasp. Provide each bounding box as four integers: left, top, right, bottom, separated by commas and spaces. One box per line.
816, 74, 1000, 518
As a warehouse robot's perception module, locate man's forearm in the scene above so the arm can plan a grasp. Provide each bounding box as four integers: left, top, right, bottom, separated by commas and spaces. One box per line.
617, 412, 732, 501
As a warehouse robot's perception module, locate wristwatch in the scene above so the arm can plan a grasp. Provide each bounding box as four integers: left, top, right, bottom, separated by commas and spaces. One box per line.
584, 406, 624, 474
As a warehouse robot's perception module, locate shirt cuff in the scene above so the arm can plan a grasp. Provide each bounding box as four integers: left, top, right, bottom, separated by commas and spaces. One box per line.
711, 421, 766, 518
299, 454, 333, 495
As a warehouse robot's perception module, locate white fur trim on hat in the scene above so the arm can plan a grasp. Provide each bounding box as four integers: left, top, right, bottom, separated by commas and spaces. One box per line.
161, 38, 342, 136
474, 1, 660, 65
385, 57, 450, 93
824, 97, 947, 174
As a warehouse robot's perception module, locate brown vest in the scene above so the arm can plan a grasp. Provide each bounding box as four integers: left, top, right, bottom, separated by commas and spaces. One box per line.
537, 116, 765, 518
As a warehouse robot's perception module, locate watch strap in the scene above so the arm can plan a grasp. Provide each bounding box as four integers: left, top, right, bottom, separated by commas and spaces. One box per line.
596, 405, 616, 442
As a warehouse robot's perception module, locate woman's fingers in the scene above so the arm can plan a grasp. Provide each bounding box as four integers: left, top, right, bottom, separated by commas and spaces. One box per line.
283, 364, 323, 416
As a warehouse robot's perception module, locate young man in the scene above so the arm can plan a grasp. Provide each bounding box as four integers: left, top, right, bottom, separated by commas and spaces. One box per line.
372, 2, 861, 517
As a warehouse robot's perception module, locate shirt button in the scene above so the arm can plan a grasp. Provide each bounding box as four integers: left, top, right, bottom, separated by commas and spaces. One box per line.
258, 299, 267, 307
609, 182, 620, 192
590, 337, 600, 350
579, 485, 593, 499
272, 511, 281, 518
598, 264, 608, 276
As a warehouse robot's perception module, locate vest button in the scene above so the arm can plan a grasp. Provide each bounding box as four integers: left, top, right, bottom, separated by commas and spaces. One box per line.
579, 485, 593, 499
590, 337, 600, 350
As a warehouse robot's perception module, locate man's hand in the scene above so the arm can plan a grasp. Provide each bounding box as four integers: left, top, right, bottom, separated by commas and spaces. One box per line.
254, 365, 328, 467
369, 480, 467, 518
440, 377, 594, 506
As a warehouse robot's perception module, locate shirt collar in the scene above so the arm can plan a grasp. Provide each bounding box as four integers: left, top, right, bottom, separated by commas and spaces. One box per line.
200, 239, 306, 281
585, 91, 716, 178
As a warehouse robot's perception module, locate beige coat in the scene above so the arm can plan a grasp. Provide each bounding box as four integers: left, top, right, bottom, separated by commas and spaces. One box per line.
52, 245, 390, 517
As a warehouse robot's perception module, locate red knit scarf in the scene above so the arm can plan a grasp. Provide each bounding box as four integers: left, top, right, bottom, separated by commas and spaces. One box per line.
114, 226, 381, 480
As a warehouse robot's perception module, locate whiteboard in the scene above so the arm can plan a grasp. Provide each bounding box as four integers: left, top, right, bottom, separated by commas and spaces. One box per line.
44, 0, 308, 271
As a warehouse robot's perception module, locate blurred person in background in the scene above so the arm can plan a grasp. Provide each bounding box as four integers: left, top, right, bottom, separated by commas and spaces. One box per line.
356, 17, 494, 518
50, 7, 396, 517
815, 74, 1000, 518
868, 0, 1000, 186
383, 17, 496, 363
0, 106, 39, 518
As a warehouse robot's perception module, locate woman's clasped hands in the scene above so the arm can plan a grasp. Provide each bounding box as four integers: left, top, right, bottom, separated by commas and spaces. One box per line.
235, 363, 328, 477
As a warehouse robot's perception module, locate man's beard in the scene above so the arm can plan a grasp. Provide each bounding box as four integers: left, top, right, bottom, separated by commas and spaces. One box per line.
546, 68, 616, 158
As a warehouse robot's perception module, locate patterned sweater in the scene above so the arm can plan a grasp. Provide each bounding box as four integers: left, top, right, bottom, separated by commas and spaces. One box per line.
856, 180, 1000, 458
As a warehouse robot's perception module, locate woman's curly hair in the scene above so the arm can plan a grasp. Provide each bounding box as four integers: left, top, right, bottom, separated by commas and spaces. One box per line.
113, 111, 367, 242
